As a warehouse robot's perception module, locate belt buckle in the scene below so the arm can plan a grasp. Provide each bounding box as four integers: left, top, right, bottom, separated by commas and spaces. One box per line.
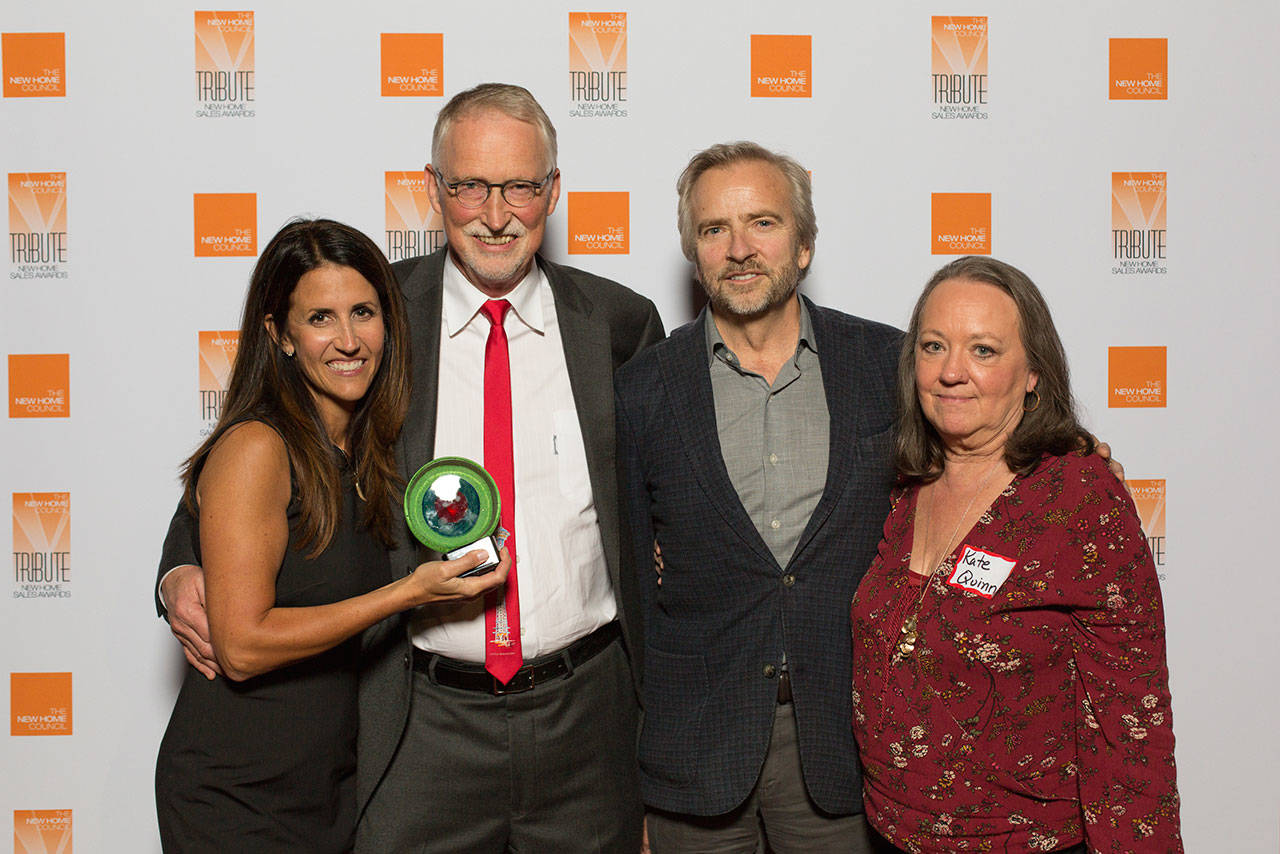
493, 669, 535, 695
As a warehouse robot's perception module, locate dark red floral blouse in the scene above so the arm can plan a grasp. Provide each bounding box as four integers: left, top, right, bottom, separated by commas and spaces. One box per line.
851, 452, 1181, 853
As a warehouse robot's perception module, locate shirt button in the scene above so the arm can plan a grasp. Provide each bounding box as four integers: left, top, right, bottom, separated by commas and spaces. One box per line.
770, 519, 781, 530
782, 574, 795, 588
769, 453, 778, 465
763, 663, 777, 678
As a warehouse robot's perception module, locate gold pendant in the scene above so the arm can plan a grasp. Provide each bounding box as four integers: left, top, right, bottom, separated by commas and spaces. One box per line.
896, 613, 918, 658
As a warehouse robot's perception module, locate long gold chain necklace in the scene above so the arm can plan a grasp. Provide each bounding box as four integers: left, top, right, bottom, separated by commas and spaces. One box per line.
894, 461, 1005, 661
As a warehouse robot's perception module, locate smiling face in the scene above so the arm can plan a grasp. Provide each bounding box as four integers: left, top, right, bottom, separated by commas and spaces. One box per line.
690, 159, 811, 320
272, 264, 385, 442
915, 278, 1038, 456
426, 110, 559, 297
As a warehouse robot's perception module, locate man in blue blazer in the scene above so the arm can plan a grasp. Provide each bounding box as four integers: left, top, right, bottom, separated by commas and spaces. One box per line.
615, 142, 902, 852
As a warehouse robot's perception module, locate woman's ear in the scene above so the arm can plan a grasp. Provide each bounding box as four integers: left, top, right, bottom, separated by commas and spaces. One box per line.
265, 316, 292, 357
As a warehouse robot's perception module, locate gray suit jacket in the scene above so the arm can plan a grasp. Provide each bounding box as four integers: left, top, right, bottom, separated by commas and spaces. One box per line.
157, 247, 663, 821
615, 299, 902, 816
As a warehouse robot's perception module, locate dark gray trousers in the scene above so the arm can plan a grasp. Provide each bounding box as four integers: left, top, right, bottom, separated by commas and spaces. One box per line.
357, 637, 641, 853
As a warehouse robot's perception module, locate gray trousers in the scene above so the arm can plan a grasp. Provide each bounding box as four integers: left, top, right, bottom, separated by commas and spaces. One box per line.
357, 637, 642, 853
646, 702, 870, 854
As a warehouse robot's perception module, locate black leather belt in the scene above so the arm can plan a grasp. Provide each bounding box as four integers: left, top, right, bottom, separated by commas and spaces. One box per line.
413, 621, 620, 695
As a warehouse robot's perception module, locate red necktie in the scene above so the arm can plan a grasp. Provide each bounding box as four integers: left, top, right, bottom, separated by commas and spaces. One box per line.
481, 299, 522, 683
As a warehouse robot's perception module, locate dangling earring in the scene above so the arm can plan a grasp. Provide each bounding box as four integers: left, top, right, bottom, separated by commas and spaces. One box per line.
1023, 389, 1040, 412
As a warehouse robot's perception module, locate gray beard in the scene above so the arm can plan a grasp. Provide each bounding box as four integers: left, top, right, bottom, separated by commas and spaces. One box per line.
699, 258, 802, 320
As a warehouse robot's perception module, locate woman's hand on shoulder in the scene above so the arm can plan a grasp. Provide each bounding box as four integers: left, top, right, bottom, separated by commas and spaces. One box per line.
406, 546, 511, 607
1084, 432, 1125, 483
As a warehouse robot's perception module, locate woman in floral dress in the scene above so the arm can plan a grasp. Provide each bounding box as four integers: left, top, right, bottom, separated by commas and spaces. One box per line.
851, 256, 1180, 853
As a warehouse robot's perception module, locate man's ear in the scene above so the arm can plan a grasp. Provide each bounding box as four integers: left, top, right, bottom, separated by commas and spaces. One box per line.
425, 165, 444, 217
543, 168, 561, 217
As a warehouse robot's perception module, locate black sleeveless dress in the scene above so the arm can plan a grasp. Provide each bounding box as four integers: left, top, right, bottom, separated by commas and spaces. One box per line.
155, 458, 388, 853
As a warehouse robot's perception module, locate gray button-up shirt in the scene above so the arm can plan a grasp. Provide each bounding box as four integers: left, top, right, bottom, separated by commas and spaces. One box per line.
705, 301, 830, 567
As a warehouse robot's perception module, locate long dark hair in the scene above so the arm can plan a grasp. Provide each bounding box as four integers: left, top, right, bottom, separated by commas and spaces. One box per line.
183, 218, 410, 554
895, 256, 1093, 483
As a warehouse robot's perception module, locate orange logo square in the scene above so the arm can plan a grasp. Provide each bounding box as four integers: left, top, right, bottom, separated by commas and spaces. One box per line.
1109, 38, 1167, 100
12, 493, 71, 588
1112, 172, 1166, 232
750, 35, 811, 98
14, 809, 72, 854
8, 354, 69, 418
385, 171, 444, 261
932, 17, 987, 75
931, 193, 991, 255
381, 34, 442, 96
569, 13, 627, 106
1108, 346, 1166, 407
10, 673, 72, 736
199, 331, 239, 421
193, 193, 256, 257
567, 192, 629, 255
8, 173, 68, 265
195, 11, 254, 100
2, 33, 65, 98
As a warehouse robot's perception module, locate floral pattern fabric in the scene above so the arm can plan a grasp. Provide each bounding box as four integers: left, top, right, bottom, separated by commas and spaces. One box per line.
851, 452, 1181, 853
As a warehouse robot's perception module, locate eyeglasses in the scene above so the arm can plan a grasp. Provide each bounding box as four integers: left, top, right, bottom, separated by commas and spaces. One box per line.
435, 169, 556, 209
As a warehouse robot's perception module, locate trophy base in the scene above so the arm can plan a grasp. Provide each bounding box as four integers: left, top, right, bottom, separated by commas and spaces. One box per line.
447, 535, 501, 577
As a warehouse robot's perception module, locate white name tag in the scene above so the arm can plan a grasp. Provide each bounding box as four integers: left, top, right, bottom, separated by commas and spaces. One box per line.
946, 545, 1017, 599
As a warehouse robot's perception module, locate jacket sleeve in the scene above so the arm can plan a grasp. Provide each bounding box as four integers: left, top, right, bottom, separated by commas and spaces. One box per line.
615, 382, 659, 679
154, 501, 199, 619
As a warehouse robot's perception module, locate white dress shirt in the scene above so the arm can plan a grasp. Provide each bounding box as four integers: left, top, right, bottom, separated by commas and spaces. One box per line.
409, 255, 616, 661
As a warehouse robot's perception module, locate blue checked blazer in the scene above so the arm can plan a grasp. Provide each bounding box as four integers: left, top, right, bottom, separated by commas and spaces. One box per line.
615, 297, 902, 816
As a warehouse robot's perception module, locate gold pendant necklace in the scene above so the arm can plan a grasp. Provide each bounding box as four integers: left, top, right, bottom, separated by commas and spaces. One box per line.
894, 461, 1005, 662
895, 612, 921, 658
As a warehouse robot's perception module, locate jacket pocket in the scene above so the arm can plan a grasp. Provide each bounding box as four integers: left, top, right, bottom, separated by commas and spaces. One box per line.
638, 647, 708, 787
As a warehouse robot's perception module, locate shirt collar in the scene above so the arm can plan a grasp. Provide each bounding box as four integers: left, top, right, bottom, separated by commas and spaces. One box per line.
441, 253, 547, 337
703, 298, 818, 367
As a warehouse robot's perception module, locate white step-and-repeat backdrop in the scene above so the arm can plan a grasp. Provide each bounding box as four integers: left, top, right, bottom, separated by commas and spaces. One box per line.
3, 1, 1276, 850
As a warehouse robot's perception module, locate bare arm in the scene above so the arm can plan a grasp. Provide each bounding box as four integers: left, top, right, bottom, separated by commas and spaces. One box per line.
200, 422, 507, 682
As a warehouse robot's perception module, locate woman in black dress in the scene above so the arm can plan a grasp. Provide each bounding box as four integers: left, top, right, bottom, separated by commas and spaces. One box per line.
156, 219, 508, 852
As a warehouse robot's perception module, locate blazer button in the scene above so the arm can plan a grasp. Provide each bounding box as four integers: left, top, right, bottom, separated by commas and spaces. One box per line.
762, 663, 777, 678
782, 573, 795, 587
403, 652, 411, 669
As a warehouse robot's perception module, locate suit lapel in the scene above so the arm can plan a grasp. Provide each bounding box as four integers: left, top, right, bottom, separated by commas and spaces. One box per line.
659, 311, 779, 570
546, 260, 616, 496
398, 251, 445, 487
789, 299, 860, 567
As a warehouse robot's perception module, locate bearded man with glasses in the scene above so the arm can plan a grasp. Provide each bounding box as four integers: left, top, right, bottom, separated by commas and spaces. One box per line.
155, 82, 664, 852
